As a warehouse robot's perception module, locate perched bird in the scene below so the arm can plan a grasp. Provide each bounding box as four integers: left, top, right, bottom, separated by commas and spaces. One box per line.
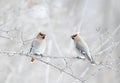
29, 32, 46, 63
71, 33, 96, 64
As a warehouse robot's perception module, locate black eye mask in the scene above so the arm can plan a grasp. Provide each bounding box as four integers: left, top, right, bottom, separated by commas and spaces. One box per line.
71, 34, 77, 39
39, 32, 46, 39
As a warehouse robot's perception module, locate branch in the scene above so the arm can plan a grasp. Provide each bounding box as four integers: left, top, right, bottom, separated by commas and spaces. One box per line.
0, 51, 82, 59
0, 50, 119, 82
94, 25, 120, 54
77, 0, 88, 32
0, 28, 18, 40
45, 40, 52, 83
0, 35, 13, 40
38, 59, 84, 82
96, 41, 120, 56
0, 51, 83, 82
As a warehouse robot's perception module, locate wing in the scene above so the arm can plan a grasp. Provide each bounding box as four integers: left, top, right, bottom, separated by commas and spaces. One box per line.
29, 39, 41, 54
29, 47, 32, 53
75, 41, 93, 62
29, 41, 34, 53
30, 39, 46, 55
76, 42, 87, 55
38, 40, 46, 54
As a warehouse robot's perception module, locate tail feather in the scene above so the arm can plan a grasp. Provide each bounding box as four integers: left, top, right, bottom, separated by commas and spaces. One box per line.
90, 60, 97, 66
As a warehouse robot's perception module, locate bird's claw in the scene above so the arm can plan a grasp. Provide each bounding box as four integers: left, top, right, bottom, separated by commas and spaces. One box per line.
40, 54, 43, 57
76, 56, 86, 60
76, 56, 82, 59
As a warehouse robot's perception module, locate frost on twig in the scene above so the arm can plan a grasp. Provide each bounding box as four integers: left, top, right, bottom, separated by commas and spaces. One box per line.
45, 40, 52, 83
94, 25, 120, 54
96, 41, 119, 56
47, 17, 68, 69
75, 0, 89, 32
0, 25, 119, 82
0, 51, 81, 59
0, 35, 13, 40
0, 51, 84, 82
0, 29, 16, 40
0, 49, 119, 82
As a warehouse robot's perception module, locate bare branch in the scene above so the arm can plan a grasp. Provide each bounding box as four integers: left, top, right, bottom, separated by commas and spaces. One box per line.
38, 59, 84, 82
0, 49, 119, 82
77, 0, 88, 32
0, 35, 13, 40
96, 41, 120, 56
0, 51, 83, 82
45, 40, 52, 83
94, 25, 120, 54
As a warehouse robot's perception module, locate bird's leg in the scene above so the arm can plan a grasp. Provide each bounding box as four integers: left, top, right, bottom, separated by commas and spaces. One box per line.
76, 56, 85, 60
40, 54, 43, 57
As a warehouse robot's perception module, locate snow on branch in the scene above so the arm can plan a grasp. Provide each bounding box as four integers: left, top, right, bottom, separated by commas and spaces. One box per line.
0, 51, 84, 82
0, 50, 119, 82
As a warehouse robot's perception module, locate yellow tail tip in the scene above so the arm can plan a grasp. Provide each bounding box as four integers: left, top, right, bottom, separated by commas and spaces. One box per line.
91, 63, 96, 66
91, 61, 97, 66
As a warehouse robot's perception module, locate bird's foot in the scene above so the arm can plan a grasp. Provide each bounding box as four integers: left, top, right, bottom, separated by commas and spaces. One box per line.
76, 56, 85, 60
40, 54, 43, 57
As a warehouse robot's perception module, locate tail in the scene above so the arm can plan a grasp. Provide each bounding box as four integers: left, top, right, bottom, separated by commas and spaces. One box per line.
86, 54, 97, 66
29, 47, 32, 54
90, 60, 97, 66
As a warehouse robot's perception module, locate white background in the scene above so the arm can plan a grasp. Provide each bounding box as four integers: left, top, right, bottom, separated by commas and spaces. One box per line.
0, 0, 120, 83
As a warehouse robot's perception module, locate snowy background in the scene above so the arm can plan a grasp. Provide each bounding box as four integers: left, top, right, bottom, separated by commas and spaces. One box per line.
0, 0, 120, 83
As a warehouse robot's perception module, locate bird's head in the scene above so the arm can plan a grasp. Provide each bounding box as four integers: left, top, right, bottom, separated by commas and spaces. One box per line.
71, 33, 80, 41
37, 32, 46, 39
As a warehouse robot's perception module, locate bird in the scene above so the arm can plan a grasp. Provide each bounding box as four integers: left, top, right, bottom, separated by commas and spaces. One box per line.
29, 32, 46, 63
71, 33, 96, 64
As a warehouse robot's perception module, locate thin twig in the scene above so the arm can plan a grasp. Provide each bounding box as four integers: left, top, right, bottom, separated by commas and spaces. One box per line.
0, 35, 13, 40
77, 0, 88, 32
96, 41, 119, 56
45, 40, 52, 83
94, 25, 120, 54
0, 50, 119, 82
36, 58, 84, 82
0, 51, 81, 59
0, 51, 84, 82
